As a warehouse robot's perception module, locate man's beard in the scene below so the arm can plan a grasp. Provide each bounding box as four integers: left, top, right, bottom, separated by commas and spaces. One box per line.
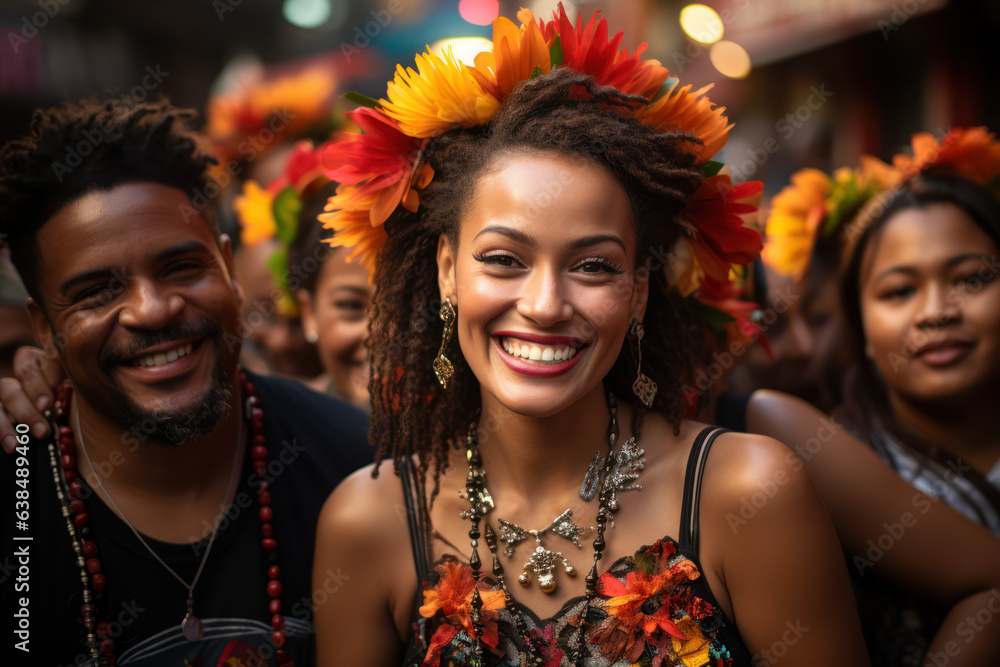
103, 319, 235, 447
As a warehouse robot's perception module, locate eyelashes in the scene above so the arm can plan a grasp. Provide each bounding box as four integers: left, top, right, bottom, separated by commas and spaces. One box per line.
472, 251, 625, 275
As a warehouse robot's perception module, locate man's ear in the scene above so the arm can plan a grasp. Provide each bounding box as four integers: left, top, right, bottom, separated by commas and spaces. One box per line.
26, 298, 59, 361
436, 234, 457, 304
219, 234, 244, 307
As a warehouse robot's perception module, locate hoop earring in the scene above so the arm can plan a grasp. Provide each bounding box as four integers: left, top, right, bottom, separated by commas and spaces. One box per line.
433, 298, 456, 388
628, 319, 657, 408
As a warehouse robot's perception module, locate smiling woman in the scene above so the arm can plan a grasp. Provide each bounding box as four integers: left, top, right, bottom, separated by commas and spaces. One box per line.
311, 6, 870, 667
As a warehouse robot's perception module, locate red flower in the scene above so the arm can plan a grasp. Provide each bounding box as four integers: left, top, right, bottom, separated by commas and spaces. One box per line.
684, 175, 764, 284
539, 5, 670, 99
322, 107, 428, 225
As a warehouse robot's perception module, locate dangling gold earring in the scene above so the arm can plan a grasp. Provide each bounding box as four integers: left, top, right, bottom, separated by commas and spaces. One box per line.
434, 298, 456, 388
629, 318, 657, 408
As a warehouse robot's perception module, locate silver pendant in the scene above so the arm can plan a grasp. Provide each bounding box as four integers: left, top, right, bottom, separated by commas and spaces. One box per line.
605, 437, 646, 522
181, 609, 203, 642
517, 545, 576, 594
579, 451, 605, 501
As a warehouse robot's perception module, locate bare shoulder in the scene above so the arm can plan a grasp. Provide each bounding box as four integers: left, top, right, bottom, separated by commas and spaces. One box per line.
317, 459, 407, 540
699, 429, 814, 518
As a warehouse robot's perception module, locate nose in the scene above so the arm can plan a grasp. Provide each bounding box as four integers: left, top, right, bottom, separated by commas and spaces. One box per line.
515, 264, 573, 328
781, 314, 814, 361
916, 283, 961, 330
117, 278, 185, 330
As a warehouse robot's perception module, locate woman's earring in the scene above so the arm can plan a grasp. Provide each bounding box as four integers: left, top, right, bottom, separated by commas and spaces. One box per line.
434, 298, 456, 388
305, 329, 319, 344
629, 319, 657, 408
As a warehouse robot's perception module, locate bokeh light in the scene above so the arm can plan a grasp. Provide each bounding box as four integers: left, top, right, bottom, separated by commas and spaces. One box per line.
282, 0, 333, 28
680, 4, 724, 45
458, 0, 500, 26
710, 40, 751, 79
429, 37, 494, 65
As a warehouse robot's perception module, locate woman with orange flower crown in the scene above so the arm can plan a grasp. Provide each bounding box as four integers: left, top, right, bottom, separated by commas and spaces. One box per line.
822, 127, 1000, 666
695, 130, 1000, 667
311, 6, 869, 666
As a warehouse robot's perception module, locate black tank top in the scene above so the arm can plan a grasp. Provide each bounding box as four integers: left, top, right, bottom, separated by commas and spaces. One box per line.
398, 427, 754, 667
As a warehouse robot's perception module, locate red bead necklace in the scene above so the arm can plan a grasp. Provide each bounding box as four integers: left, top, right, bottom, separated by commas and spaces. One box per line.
48, 368, 292, 666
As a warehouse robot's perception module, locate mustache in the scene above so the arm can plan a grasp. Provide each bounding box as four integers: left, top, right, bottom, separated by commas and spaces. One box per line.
101, 318, 221, 366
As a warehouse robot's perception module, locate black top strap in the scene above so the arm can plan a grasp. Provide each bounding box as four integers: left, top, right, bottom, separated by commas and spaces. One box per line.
679, 427, 729, 556
398, 459, 431, 585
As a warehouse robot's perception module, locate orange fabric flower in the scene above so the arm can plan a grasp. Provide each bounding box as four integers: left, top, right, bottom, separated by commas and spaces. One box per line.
418, 560, 506, 666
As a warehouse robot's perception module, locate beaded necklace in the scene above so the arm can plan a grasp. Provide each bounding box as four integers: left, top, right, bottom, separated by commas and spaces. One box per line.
47, 367, 292, 666
461, 395, 646, 666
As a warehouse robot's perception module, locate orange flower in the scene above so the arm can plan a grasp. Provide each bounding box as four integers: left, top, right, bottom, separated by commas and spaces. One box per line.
639, 82, 732, 163
899, 126, 1000, 184
468, 9, 551, 100
318, 185, 386, 274
381, 49, 500, 138
418, 560, 505, 666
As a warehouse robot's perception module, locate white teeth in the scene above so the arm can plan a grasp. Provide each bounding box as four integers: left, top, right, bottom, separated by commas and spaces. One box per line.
499, 337, 580, 364
133, 343, 194, 368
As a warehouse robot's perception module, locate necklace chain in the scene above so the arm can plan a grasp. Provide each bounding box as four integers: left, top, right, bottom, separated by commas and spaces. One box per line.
74, 406, 242, 602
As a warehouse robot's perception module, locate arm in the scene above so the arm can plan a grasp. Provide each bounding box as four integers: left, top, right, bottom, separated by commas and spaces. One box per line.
0, 346, 64, 452
702, 432, 870, 666
746, 390, 1000, 604
312, 463, 411, 667
746, 390, 1000, 666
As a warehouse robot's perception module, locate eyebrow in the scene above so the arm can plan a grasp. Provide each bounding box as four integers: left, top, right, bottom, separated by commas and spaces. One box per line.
472, 226, 626, 253
873, 253, 991, 282
58, 240, 213, 295
325, 286, 369, 297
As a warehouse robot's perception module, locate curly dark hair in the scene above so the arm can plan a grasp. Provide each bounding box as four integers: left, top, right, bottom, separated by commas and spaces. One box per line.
0, 97, 218, 302
368, 68, 708, 491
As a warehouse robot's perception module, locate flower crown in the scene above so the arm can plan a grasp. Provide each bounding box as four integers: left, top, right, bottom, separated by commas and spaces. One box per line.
762, 126, 1000, 280
206, 65, 338, 163
233, 140, 330, 315
318, 4, 765, 345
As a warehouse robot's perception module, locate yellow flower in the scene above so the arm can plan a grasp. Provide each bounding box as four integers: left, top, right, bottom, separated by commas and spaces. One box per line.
760, 168, 830, 280
381, 49, 501, 138
670, 615, 711, 667
233, 180, 276, 247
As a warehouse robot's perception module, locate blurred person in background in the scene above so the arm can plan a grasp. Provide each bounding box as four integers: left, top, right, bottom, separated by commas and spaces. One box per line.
234, 143, 373, 409
835, 127, 1000, 666
726, 167, 869, 413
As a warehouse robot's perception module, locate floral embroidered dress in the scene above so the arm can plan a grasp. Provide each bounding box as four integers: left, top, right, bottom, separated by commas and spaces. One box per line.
399, 427, 754, 667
